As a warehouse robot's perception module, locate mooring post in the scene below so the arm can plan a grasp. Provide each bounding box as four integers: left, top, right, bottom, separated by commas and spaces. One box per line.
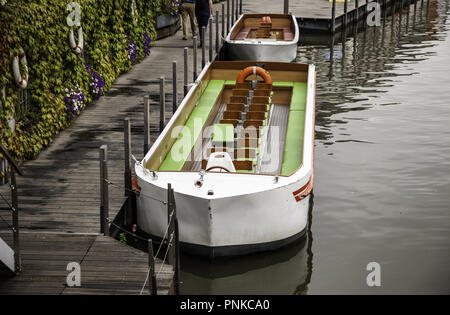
10, 169, 20, 273
148, 239, 157, 295
167, 183, 176, 266
174, 217, 180, 295
356, 0, 359, 24
184, 47, 188, 96
331, 0, 336, 33
383, 0, 387, 26
392, 0, 396, 20
209, 17, 213, 62
284, 0, 289, 15
215, 11, 219, 55
144, 96, 150, 155
172, 61, 177, 114
226, 0, 230, 34
124, 118, 132, 227
201, 26, 206, 69
159, 77, 165, 133
239, 0, 242, 15
344, 0, 348, 28
235, 0, 239, 21
193, 37, 198, 81
231, 0, 235, 25
100, 145, 109, 236
222, 3, 225, 40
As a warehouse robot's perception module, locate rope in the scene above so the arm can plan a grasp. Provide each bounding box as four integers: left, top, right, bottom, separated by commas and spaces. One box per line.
104, 179, 167, 205
0, 213, 15, 232
0, 191, 13, 211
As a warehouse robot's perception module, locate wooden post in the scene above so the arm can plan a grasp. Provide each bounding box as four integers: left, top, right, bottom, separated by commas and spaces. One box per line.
159, 77, 165, 133
193, 37, 198, 81
215, 11, 219, 55
10, 169, 20, 273
148, 239, 157, 295
239, 0, 242, 15
222, 3, 225, 40
172, 61, 177, 114
167, 183, 176, 266
100, 145, 109, 236
331, 0, 336, 33
143, 96, 150, 155
231, 0, 235, 25
209, 17, 213, 62
184, 47, 188, 96
227, 0, 230, 34
99, 145, 106, 234
284, 0, 289, 15
344, 0, 348, 28
383, 0, 387, 26
124, 118, 132, 226
174, 217, 180, 295
392, 0, 396, 22
356, 0, 359, 24
235, 0, 239, 21
201, 26, 206, 69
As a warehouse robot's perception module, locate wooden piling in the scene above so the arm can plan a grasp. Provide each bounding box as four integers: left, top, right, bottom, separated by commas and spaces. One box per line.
184, 47, 188, 96
159, 77, 165, 133
356, 0, 359, 24
174, 217, 180, 295
227, 0, 230, 34
344, 0, 348, 28
222, 3, 225, 40
148, 239, 157, 295
193, 37, 198, 81
11, 169, 20, 273
284, 0, 289, 15
123, 118, 132, 226
99, 145, 109, 236
209, 17, 213, 62
143, 95, 150, 155
239, 0, 242, 15
231, 0, 235, 25
216, 11, 220, 55
172, 61, 177, 114
331, 0, 336, 33
202, 26, 206, 69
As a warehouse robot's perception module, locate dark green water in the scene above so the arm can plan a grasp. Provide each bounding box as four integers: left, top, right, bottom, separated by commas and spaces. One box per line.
181, 0, 450, 294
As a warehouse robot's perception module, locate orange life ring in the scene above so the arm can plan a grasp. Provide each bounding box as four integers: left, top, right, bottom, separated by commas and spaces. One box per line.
236, 66, 272, 85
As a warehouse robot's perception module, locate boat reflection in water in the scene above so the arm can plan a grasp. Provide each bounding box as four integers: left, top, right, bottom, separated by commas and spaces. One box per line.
180, 195, 314, 295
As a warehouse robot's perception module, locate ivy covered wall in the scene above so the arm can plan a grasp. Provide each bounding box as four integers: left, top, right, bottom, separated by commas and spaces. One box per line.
0, 0, 178, 160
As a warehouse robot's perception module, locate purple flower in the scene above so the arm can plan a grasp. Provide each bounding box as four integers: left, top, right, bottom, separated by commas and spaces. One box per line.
143, 32, 152, 57
85, 62, 105, 99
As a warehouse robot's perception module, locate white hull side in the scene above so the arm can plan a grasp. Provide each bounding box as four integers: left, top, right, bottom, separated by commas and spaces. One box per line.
225, 41, 298, 62
136, 176, 309, 253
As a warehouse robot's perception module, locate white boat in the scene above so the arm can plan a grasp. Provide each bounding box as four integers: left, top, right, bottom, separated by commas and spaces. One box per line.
135, 61, 316, 258
225, 14, 299, 62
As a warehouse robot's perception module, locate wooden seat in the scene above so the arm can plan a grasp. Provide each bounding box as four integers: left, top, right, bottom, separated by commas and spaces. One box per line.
244, 120, 263, 129
239, 125, 261, 138
235, 148, 256, 160
226, 103, 245, 112
254, 89, 271, 97
201, 159, 253, 172
247, 111, 266, 121
233, 89, 249, 97
249, 104, 268, 112
256, 83, 272, 90
223, 111, 242, 120
235, 82, 251, 89
237, 137, 258, 148
252, 96, 270, 104
219, 119, 238, 127
230, 95, 247, 104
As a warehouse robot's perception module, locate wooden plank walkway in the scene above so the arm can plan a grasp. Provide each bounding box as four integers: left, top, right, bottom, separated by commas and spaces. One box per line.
0, 233, 172, 295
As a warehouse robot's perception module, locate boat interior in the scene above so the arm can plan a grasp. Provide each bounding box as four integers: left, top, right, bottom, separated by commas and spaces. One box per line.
145, 62, 310, 177
229, 14, 296, 42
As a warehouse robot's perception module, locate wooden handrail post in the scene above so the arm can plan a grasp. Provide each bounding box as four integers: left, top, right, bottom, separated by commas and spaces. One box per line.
124, 118, 132, 226
143, 95, 150, 155
201, 26, 206, 69
209, 17, 213, 62
331, 0, 336, 33
11, 169, 20, 273
172, 61, 177, 114
184, 47, 189, 96
174, 217, 181, 295
226, 0, 230, 34
193, 37, 198, 81
148, 239, 157, 295
100, 145, 109, 236
159, 77, 165, 133
284, 0, 289, 15
222, 3, 225, 41
215, 11, 219, 56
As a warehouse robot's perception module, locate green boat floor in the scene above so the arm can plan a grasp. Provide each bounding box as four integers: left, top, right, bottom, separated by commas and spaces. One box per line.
159, 80, 225, 171
280, 82, 308, 176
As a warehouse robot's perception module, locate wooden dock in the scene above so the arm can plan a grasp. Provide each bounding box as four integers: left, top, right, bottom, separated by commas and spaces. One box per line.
0, 233, 173, 295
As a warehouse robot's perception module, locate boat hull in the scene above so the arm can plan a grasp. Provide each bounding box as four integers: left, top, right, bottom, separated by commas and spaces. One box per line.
225, 41, 298, 62
136, 177, 310, 258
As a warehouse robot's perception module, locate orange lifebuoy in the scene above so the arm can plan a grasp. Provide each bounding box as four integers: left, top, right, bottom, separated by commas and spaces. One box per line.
236, 66, 272, 85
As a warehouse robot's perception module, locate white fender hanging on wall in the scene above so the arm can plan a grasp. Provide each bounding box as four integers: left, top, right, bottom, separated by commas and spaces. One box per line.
69, 25, 84, 54
12, 47, 28, 89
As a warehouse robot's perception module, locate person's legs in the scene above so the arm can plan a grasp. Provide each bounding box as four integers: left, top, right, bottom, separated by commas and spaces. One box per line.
181, 4, 189, 39
185, 3, 198, 37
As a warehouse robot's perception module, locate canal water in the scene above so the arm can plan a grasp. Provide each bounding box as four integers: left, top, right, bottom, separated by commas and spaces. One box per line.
180, 0, 450, 294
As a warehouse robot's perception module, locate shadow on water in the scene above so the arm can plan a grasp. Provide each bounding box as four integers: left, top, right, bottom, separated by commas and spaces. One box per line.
180, 195, 315, 295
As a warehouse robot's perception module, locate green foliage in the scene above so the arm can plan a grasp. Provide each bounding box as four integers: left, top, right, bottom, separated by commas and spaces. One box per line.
119, 232, 127, 244
0, 0, 163, 160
